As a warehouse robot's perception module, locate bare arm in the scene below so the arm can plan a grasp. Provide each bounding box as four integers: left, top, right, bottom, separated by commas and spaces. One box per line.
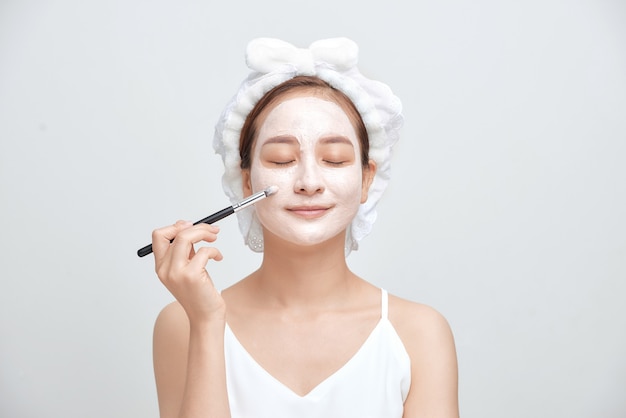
153, 303, 230, 418
151, 221, 231, 418
393, 301, 459, 418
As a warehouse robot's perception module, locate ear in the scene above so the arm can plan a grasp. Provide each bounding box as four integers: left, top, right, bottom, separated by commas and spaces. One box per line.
242, 169, 253, 198
360, 160, 377, 204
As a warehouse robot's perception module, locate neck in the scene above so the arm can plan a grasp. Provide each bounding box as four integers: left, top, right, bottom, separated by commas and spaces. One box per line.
251, 232, 357, 310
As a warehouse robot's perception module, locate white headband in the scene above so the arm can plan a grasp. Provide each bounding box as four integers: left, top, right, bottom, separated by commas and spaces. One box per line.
213, 37, 403, 254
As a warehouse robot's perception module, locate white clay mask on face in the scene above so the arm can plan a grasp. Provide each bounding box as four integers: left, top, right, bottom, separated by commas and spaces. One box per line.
249, 96, 365, 248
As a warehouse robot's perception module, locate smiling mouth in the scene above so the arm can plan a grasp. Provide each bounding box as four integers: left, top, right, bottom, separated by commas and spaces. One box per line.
286, 206, 332, 219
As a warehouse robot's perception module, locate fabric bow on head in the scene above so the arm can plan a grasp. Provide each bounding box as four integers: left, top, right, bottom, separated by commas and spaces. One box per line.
246, 38, 359, 75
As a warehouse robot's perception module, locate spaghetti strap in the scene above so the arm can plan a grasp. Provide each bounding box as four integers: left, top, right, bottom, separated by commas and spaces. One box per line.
381, 288, 389, 319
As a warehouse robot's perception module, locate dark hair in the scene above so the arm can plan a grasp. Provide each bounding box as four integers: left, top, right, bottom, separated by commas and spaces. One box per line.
239, 76, 370, 169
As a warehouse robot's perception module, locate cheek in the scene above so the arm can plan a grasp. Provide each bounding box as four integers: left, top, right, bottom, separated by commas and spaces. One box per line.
326, 167, 363, 203
249, 162, 294, 193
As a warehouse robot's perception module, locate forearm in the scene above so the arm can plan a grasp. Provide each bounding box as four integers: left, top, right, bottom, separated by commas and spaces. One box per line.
179, 319, 231, 418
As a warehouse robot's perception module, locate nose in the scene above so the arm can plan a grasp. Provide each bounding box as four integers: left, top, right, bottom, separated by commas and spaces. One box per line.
293, 156, 325, 195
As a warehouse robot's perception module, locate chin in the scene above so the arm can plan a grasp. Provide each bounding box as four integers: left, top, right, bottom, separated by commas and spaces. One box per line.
263, 227, 347, 251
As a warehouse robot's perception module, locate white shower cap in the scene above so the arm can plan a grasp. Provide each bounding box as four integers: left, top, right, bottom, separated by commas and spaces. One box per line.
213, 37, 403, 255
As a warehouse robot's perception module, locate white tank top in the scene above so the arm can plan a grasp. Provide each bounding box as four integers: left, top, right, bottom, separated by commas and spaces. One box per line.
224, 289, 411, 418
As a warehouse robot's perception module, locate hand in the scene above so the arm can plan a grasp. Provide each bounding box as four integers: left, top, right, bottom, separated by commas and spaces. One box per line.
151, 220, 225, 324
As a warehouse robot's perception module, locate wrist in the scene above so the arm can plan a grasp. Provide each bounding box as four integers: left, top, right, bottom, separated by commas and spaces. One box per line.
188, 314, 226, 335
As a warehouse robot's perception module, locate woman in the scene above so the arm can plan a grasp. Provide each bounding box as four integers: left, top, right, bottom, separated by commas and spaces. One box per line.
150, 38, 458, 418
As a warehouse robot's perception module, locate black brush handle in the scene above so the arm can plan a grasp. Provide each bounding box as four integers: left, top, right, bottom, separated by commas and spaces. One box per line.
136, 206, 234, 258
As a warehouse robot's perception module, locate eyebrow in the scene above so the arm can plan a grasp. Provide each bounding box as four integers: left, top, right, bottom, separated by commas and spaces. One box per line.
260, 135, 354, 147
318, 136, 354, 147
261, 135, 299, 145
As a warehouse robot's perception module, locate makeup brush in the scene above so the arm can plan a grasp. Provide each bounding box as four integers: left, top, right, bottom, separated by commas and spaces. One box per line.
137, 185, 278, 257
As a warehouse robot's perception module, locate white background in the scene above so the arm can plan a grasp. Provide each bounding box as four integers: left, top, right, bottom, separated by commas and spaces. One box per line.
1, 1, 624, 417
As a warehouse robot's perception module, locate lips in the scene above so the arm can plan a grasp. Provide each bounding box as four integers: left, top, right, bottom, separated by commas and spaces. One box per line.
286, 205, 333, 219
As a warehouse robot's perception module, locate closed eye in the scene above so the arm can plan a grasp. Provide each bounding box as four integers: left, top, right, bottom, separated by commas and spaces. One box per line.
271, 160, 295, 166
323, 160, 347, 166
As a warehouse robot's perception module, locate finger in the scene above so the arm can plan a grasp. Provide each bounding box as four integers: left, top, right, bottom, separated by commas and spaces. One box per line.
187, 246, 224, 275
168, 224, 220, 270
186, 226, 220, 259
152, 220, 193, 264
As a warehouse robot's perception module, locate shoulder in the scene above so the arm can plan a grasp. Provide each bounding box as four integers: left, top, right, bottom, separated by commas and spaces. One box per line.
388, 293, 455, 345
153, 301, 190, 355
387, 295, 457, 368
388, 293, 459, 417
155, 301, 189, 332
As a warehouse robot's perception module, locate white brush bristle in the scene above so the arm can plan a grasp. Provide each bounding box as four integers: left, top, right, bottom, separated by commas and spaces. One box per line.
264, 185, 279, 196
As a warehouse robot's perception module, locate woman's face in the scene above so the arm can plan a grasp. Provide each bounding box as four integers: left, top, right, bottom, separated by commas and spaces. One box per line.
244, 95, 374, 248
